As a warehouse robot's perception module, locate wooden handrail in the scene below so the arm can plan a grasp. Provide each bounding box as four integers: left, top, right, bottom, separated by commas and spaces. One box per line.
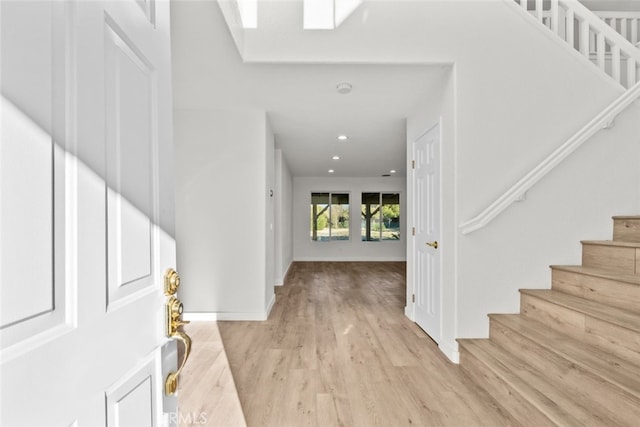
459, 80, 640, 235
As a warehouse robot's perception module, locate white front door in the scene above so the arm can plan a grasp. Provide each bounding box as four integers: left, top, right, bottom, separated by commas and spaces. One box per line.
1, 1, 181, 425
413, 121, 441, 343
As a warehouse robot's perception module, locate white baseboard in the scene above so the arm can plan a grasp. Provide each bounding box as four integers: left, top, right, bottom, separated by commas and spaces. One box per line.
438, 340, 460, 364
185, 294, 276, 322
265, 293, 276, 318
183, 312, 218, 322
294, 257, 407, 262
274, 260, 293, 286
404, 305, 414, 321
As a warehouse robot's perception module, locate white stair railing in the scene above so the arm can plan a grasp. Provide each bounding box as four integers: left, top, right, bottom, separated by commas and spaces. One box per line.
594, 11, 640, 47
459, 81, 640, 235
459, 1, 640, 235
519, 0, 640, 88
542, 11, 640, 48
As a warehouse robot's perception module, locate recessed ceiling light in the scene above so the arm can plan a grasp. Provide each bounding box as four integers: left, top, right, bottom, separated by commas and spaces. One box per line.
336, 82, 352, 94
332, 156, 340, 160
337, 135, 348, 141
328, 169, 335, 173
390, 170, 396, 174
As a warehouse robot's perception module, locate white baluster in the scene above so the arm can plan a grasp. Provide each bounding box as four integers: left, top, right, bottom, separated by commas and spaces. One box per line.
536, 0, 543, 22
550, 0, 559, 34
566, 9, 575, 47
597, 33, 605, 70
612, 45, 621, 84
627, 58, 637, 87
620, 19, 627, 41
557, 6, 567, 41
520, 0, 527, 11
580, 20, 590, 56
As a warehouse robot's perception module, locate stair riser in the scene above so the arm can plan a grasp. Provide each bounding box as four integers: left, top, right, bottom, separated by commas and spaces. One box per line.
581, 244, 639, 274
489, 320, 640, 424
520, 294, 640, 366
552, 269, 640, 312
583, 316, 640, 366
459, 347, 556, 427
614, 217, 640, 242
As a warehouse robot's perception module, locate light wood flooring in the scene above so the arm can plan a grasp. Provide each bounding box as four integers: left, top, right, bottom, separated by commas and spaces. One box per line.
177, 322, 246, 426
213, 261, 516, 426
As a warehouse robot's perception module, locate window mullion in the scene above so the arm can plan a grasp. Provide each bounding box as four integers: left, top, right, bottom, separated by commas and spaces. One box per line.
329, 193, 333, 239
378, 193, 383, 240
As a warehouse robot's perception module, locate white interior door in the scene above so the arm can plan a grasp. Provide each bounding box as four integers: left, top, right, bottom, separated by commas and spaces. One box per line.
413, 121, 441, 343
1, 1, 179, 425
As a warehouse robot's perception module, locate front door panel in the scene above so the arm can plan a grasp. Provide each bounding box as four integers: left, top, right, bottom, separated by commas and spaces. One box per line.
0, 1, 178, 425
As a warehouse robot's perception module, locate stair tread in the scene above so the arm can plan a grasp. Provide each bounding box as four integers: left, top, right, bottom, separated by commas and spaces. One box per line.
580, 239, 640, 248
461, 216, 640, 423
551, 265, 640, 285
459, 339, 607, 426
519, 289, 640, 333
489, 314, 640, 400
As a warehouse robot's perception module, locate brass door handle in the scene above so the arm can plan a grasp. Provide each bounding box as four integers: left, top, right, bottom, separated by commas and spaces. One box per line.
164, 270, 192, 396
165, 326, 192, 395
426, 240, 438, 249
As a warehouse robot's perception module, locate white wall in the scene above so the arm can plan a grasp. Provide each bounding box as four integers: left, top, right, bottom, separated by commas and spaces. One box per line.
174, 1, 640, 355
265, 120, 276, 308
174, 108, 274, 319
300, 0, 640, 362
408, 67, 640, 362
456, 100, 640, 338
294, 177, 407, 261
275, 149, 294, 285
397, 11, 640, 361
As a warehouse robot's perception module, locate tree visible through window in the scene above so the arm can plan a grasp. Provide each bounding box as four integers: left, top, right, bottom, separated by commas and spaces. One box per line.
361, 193, 400, 241
310, 193, 350, 241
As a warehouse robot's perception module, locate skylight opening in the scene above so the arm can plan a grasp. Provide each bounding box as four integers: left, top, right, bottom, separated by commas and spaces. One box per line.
238, 0, 257, 29
303, 0, 362, 30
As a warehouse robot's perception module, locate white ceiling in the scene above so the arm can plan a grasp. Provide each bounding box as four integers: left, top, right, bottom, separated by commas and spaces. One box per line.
171, 0, 638, 178
264, 64, 450, 177
170, 0, 451, 178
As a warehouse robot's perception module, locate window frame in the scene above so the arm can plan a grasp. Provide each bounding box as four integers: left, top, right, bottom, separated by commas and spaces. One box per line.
310, 191, 351, 242
361, 192, 401, 242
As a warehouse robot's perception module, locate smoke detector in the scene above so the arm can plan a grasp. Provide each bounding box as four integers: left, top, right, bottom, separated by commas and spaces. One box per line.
336, 82, 352, 94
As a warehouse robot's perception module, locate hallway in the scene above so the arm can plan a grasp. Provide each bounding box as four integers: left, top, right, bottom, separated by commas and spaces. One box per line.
217, 262, 516, 426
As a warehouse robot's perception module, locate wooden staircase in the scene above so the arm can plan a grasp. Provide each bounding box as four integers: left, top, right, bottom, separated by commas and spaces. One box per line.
458, 216, 640, 426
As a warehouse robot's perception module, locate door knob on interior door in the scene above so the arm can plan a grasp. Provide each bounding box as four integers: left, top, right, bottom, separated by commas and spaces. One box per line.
425, 240, 438, 249
164, 269, 192, 396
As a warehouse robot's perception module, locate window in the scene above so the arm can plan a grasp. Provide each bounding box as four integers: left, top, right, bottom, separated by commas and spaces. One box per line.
361, 193, 400, 241
310, 192, 350, 241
